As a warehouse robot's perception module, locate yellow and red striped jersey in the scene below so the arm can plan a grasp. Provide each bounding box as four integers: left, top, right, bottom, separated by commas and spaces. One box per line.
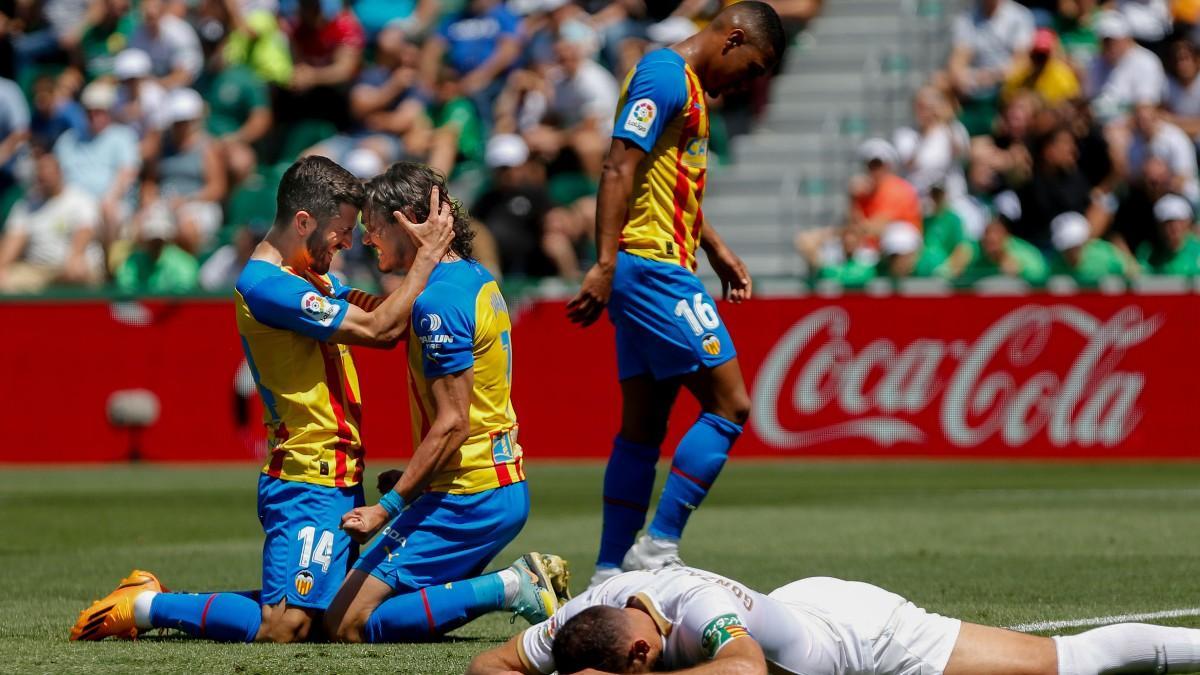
407, 259, 524, 494
612, 49, 710, 270
235, 260, 364, 488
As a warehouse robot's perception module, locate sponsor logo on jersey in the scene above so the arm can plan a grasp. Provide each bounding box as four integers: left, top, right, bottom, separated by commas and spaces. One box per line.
701, 333, 721, 355
682, 137, 708, 169
301, 292, 341, 327
700, 613, 750, 658
419, 334, 454, 344
624, 98, 656, 137
421, 313, 443, 332
294, 570, 315, 596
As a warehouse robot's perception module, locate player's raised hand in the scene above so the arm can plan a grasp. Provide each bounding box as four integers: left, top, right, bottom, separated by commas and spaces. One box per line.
394, 185, 454, 259
567, 263, 614, 327
707, 245, 753, 303
340, 504, 389, 544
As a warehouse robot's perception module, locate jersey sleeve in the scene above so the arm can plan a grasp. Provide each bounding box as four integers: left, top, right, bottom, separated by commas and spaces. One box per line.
678, 587, 754, 661
412, 285, 475, 378
518, 590, 598, 674
612, 57, 688, 153
240, 272, 350, 341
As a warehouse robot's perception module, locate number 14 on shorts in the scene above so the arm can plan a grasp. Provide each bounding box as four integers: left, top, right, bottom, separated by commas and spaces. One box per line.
297, 526, 334, 573
675, 293, 720, 336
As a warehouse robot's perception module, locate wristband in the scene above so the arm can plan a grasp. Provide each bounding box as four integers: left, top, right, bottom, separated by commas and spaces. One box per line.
379, 490, 406, 518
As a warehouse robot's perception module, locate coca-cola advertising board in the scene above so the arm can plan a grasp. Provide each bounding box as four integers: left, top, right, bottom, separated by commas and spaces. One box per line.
3, 293, 1197, 462
506, 293, 1200, 460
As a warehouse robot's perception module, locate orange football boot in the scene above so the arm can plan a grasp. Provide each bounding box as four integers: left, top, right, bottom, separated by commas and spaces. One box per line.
70, 570, 167, 641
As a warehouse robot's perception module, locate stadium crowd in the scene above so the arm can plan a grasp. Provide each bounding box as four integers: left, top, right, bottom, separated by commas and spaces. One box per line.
798, 0, 1200, 287
0, 0, 819, 296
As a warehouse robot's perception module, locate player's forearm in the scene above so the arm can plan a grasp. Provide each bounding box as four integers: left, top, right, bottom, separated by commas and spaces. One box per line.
391, 416, 469, 502
699, 219, 727, 256
363, 252, 441, 343
594, 161, 633, 269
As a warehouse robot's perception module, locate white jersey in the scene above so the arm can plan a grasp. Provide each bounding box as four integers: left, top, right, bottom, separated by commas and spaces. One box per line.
517, 567, 962, 675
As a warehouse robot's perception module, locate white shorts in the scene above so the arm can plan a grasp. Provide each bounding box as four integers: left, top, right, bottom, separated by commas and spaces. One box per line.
768, 577, 962, 675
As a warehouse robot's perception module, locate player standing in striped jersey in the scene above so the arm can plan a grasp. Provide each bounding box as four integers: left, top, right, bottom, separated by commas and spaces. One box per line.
566, 2, 785, 585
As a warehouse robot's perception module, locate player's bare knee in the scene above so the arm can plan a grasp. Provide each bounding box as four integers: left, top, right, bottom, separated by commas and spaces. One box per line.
258, 607, 313, 643
328, 612, 368, 643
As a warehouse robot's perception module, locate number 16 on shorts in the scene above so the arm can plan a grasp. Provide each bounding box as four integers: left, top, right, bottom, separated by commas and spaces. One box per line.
675, 293, 724, 355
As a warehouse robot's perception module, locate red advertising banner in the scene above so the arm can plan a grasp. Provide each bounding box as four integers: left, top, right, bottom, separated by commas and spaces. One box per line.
3, 293, 1197, 463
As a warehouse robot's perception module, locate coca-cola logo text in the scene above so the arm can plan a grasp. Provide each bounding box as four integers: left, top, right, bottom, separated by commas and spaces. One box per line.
751, 305, 1163, 450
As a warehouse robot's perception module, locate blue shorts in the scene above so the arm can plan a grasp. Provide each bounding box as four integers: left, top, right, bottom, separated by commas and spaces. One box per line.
608, 251, 737, 381
354, 482, 530, 592
257, 474, 365, 610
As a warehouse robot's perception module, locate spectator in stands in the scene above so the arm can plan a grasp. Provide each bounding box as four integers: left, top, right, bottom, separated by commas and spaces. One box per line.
129, 0, 204, 89
893, 87, 969, 203
54, 80, 140, 245
427, 65, 487, 186
807, 222, 878, 287
114, 204, 199, 294
352, 0, 438, 40
472, 133, 553, 278
139, 88, 226, 254
14, 0, 90, 71
0, 75, 29, 192
202, 50, 272, 188
0, 149, 103, 293
1087, 10, 1166, 122
541, 196, 594, 281
1110, 0, 1173, 46
1164, 39, 1200, 137
1126, 101, 1200, 202
29, 74, 87, 148
951, 191, 1050, 284
308, 25, 428, 168
878, 220, 938, 279
112, 49, 168, 163
79, 0, 137, 80
220, 0, 294, 86
946, 0, 1036, 100
421, 0, 522, 123
280, 0, 366, 130
1048, 211, 1135, 281
1137, 193, 1200, 274
544, 25, 619, 176
849, 138, 922, 234
922, 184, 970, 269
1013, 125, 1105, 250
1001, 27, 1081, 108
971, 91, 1038, 189
198, 224, 265, 291
1110, 154, 1174, 253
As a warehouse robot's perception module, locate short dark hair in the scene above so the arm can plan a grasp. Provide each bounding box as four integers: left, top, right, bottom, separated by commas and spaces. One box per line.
274, 155, 365, 229
363, 161, 475, 261
724, 1, 786, 63
552, 606, 632, 674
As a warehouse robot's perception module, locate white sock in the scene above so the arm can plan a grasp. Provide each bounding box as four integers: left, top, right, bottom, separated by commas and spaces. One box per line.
132, 591, 158, 630
1055, 623, 1200, 675
498, 569, 521, 607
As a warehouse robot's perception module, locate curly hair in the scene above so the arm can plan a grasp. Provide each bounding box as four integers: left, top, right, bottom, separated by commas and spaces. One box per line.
363, 161, 475, 261
551, 606, 633, 674
274, 155, 365, 228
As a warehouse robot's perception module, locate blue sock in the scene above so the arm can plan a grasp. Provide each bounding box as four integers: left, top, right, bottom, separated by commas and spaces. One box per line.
149, 592, 261, 642
597, 436, 660, 568
364, 572, 506, 642
648, 413, 742, 540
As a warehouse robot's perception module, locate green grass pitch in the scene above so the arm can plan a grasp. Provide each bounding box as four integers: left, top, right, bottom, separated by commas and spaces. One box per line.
3, 461, 1200, 674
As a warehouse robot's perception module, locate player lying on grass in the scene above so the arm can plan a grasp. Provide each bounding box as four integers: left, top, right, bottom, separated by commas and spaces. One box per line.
70, 158, 562, 644
565, 1, 784, 585
469, 565, 1200, 675
319, 161, 568, 644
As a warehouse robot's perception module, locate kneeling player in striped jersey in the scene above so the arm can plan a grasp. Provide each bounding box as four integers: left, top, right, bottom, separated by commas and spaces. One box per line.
322, 162, 568, 643
470, 565, 1200, 675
